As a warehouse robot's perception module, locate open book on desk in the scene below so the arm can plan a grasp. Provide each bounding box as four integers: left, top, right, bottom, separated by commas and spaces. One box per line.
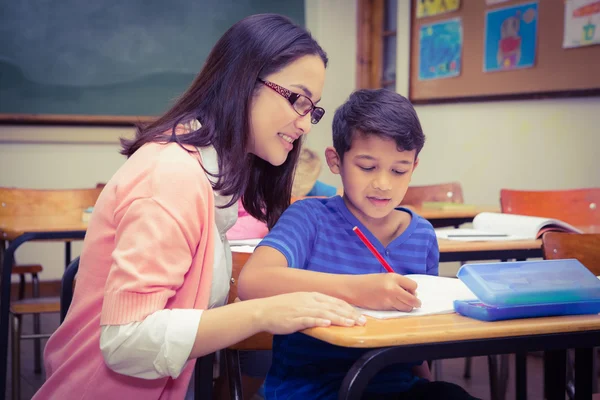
435, 212, 583, 242
356, 275, 476, 319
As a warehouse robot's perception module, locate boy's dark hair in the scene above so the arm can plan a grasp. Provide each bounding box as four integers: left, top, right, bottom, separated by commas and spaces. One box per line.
120, 14, 327, 229
332, 89, 425, 161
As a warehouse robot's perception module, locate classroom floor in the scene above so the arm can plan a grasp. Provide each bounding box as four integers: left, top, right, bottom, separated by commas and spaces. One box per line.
7, 313, 596, 400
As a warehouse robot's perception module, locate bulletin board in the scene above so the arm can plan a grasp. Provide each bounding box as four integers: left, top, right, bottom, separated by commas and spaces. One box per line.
409, 0, 600, 104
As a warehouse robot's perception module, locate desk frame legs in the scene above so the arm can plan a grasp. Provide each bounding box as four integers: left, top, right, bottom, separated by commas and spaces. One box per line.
338, 335, 598, 400
515, 353, 527, 400
0, 231, 85, 400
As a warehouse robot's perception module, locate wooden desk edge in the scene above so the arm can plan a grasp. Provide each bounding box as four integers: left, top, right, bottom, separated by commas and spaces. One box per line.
302, 314, 600, 348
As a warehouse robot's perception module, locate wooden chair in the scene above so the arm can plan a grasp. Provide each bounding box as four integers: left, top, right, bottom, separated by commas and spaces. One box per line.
221, 252, 272, 400
401, 182, 464, 208
542, 232, 600, 399
11, 255, 80, 400
0, 187, 101, 400
500, 188, 600, 226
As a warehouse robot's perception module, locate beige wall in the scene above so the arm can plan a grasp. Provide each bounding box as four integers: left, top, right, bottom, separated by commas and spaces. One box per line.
308, 1, 600, 207
0, 128, 133, 281
1, 0, 599, 280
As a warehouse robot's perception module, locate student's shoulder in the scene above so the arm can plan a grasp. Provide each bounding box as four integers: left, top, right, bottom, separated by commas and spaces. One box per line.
405, 208, 436, 236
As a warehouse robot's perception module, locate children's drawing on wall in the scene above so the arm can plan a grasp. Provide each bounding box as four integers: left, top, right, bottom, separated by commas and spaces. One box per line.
416, 0, 460, 19
563, 0, 600, 48
418, 18, 462, 80
484, 2, 538, 72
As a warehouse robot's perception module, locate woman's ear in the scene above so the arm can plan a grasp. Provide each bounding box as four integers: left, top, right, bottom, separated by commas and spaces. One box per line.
325, 147, 341, 175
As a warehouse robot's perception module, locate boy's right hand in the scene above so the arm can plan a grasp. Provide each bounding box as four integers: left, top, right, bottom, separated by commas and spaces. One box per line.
254, 292, 367, 335
350, 273, 421, 312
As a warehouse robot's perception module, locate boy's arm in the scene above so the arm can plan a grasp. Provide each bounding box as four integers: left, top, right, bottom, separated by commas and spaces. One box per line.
238, 246, 361, 304
237, 246, 420, 311
237, 200, 420, 311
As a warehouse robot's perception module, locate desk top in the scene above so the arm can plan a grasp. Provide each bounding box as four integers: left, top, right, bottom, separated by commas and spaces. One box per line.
0, 206, 495, 241
438, 238, 542, 253
0, 216, 87, 240
303, 312, 600, 348
410, 205, 499, 220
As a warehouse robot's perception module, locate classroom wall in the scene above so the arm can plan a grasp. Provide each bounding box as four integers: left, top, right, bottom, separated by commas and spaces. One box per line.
0, 128, 132, 281
309, 1, 600, 207
1, 0, 599, 281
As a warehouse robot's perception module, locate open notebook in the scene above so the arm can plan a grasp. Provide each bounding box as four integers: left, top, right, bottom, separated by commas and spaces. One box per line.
435, 212, 582, 242
356, 274, 476, 319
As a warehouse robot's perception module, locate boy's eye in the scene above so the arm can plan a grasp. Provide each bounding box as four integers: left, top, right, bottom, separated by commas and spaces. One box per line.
358, 165, 375, 171
392, 170, 407, 175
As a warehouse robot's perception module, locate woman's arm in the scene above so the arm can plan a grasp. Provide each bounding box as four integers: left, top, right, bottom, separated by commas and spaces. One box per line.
189, 291, 365, 359
238, 246, 357, 303
101, 291, 365, 379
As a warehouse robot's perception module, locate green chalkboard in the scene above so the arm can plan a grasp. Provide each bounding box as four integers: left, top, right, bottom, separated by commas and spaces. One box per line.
0, 0, 304, 124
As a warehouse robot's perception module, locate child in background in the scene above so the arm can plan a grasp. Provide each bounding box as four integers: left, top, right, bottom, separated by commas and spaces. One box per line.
227, 147, 339, 241
238, 89, 479, 400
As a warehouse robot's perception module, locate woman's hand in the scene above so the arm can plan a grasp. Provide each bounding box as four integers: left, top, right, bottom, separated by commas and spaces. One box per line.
254, 292, 367, 335
349, 273, 421, 312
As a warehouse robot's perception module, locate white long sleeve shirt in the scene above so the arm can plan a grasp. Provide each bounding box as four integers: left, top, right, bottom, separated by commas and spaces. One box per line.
100, 139, 237, 379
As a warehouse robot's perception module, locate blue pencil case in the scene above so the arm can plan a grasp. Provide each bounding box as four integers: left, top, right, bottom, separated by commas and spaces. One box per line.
453, 259, 600, 322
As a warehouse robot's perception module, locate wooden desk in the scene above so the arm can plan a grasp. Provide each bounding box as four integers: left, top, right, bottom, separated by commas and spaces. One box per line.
0, 216, 87, 398
303, 313, 600, 349
438, 238, 542, 262
409, 205, 499, 228
437, 226, 598, 263
0, 216, 88, 241
303, 314, 600, 400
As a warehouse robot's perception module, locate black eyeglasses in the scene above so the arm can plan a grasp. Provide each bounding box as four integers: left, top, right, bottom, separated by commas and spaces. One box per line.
258, 79, 325, 124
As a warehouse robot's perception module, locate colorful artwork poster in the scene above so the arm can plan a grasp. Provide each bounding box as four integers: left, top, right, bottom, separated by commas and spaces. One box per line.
484, 2, 538, 72
563, 0, 600, 48
416, 0, 460, 19
418, 18, 462, 81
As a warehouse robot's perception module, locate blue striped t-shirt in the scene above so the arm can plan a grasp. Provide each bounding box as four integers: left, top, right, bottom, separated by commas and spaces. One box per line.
258, 195, 439, 400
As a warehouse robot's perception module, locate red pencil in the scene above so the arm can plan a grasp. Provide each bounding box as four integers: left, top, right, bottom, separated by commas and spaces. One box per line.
352, 226, 395, 273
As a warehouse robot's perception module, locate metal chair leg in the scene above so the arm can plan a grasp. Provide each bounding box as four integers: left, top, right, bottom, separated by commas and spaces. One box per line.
225, 349, 243, 400
487, 354, 508, 400
463, 356, 472, 378
194, 353, 215, 400
432, 359, 443, 381
11, 313, 21, 400
32, 273, 42, 374
18, 275, 25, 300
592, 347, 598, 394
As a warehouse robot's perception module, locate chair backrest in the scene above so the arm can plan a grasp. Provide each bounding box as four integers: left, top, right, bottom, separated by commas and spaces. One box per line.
0, 187, 103, 218
60, 256, 80, 323
400, 182, 464, 207
229, 252, 272, 350
542, 233, 600, 275
500, 188, 600, 226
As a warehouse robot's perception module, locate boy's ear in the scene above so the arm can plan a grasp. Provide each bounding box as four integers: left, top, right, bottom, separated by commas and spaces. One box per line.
325, 147, 341, 175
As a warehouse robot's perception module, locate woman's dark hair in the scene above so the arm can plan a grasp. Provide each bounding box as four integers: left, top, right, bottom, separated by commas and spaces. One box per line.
120, 14, 327, 228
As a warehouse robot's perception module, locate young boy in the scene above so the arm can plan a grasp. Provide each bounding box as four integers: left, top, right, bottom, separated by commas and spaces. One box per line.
238, 89, 478, 400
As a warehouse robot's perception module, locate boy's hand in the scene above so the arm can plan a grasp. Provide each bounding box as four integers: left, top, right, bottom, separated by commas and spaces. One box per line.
350, 273, 421, 312
254, 292, 367, 335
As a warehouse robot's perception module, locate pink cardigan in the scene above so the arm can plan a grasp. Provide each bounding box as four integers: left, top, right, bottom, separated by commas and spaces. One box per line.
34, 142, 216, 399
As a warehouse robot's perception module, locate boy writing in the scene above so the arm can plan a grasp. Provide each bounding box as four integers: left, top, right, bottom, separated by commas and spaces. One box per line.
238, 89, 478, 399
